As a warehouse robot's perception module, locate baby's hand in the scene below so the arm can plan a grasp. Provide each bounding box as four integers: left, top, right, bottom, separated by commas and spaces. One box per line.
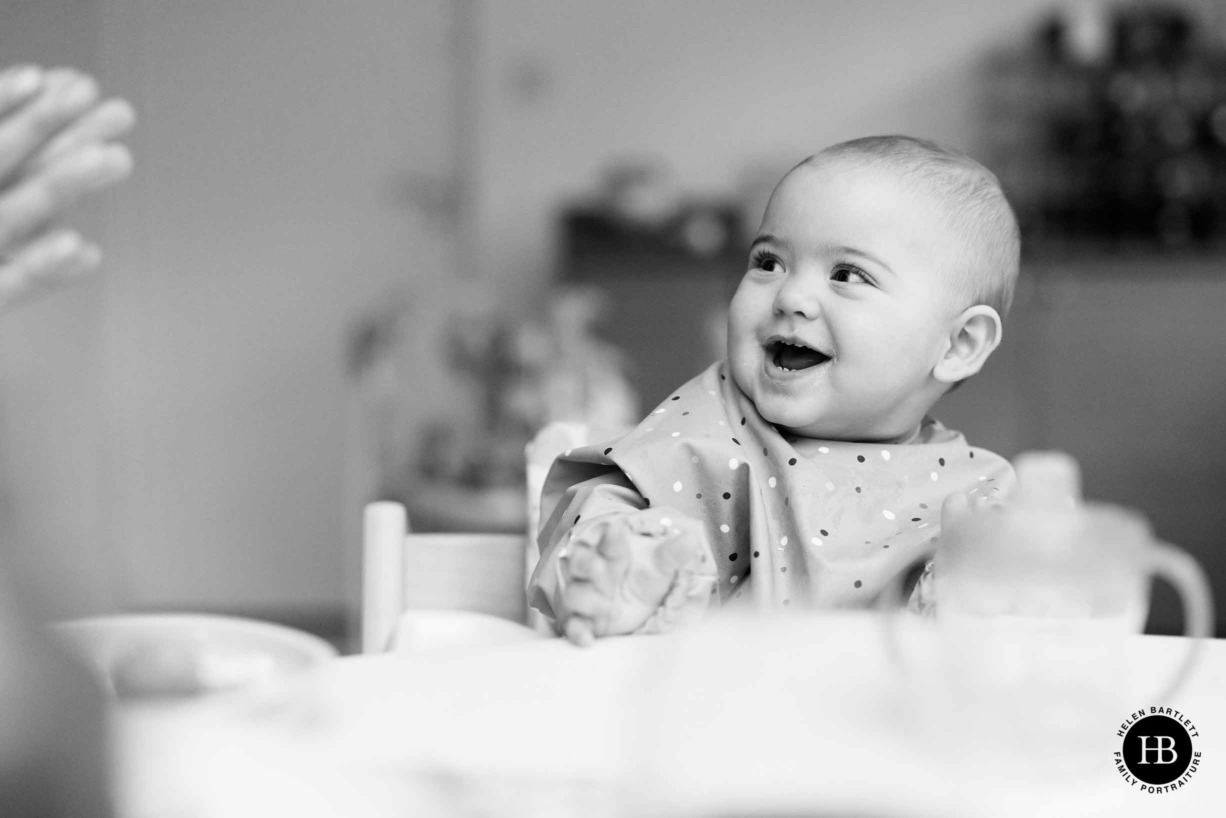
554, 509, 707, 646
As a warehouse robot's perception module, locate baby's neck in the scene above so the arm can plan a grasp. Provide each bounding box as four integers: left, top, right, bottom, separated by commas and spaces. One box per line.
884, 423, 925, 445
787, 419, 928, 447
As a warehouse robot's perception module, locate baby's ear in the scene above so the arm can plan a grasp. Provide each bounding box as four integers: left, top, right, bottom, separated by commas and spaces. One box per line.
933, 304, 1002, 384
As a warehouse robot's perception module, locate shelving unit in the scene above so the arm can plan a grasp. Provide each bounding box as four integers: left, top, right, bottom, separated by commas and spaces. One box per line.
982, 9, 1226, 254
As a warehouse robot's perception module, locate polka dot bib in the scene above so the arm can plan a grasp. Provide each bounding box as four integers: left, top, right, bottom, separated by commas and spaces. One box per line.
545, 362, 1015, 610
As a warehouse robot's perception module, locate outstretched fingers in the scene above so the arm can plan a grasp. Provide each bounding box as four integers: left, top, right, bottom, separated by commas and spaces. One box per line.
0, 68, 100, 183
22, 97, 135, 178
0, 65, 45, 119
0, 228, 100, 312
0, 141, 132, 248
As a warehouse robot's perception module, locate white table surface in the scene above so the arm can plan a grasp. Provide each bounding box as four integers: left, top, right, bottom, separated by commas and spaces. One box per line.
112, 611, 1226, 818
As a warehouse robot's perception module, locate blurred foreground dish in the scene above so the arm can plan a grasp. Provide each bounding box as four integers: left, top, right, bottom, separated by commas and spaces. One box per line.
49, 614, 337, 702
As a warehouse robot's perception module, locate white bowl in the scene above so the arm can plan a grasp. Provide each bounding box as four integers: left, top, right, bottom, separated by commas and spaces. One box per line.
50, 613, 337, 701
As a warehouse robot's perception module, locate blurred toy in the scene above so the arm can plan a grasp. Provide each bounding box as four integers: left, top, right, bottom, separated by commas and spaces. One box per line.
348, 283, 639, 532
417, 285, 639, 491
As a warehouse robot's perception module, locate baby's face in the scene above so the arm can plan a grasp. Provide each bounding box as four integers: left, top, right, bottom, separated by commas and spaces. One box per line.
726, 158, 966, 442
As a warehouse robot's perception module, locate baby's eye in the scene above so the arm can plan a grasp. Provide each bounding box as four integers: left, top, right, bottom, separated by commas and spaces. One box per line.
830, 265, 871, 285
750, 249, 783, 273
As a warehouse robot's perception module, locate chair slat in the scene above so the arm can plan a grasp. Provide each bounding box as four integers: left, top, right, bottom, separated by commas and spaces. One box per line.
401, 533, 528, 624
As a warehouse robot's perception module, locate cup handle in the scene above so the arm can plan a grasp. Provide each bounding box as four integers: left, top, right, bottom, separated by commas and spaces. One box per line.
1147, 541, 1215, 702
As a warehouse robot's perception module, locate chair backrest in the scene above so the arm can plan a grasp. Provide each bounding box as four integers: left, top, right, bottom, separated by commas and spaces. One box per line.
361, 422, 627, 653
362, 501, 528, 653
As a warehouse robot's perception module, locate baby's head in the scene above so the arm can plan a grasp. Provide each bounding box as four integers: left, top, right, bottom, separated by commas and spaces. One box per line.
726, 135, 1020, 443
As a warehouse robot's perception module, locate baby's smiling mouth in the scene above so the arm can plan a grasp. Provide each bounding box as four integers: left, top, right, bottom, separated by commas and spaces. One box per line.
768, 339, 831, 372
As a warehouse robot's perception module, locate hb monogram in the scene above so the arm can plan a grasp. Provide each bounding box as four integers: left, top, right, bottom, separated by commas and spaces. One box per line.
1136, 735, 1179, 765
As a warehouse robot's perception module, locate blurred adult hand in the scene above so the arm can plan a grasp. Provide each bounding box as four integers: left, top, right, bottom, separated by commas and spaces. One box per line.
0, 63, 133, 815
0, 64, 134, 312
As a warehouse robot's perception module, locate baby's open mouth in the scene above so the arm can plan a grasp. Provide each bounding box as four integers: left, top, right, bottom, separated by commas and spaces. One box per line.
769, 340, 831, 371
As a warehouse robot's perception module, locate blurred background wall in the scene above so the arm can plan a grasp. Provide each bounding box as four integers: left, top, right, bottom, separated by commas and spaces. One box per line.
2, 0, 1225, 639
475, 0, 1053, 287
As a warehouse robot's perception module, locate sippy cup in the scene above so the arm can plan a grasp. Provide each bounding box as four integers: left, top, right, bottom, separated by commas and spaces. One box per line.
889, 451, 1214, 791
933, 450, 1212, 700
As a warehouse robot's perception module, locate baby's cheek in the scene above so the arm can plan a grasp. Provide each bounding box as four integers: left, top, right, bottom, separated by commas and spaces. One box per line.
728, 366, 757, 405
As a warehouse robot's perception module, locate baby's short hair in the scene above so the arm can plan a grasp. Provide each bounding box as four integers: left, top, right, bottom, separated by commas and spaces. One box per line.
805, 135, 1021, 319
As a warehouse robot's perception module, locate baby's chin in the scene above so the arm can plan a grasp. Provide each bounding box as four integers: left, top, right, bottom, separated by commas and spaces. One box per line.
730, 366, 912, 442
755, 406, 838, 439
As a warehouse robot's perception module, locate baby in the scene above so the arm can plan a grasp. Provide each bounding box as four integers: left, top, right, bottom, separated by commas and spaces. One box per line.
528, 135, 1021, 644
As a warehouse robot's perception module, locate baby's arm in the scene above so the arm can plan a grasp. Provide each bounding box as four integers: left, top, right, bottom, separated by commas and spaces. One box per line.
529, 479, 715, 645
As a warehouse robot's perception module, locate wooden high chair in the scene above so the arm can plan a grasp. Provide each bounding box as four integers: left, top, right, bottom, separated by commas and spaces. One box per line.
360, 422, 626, 653
360, 502, 531, 653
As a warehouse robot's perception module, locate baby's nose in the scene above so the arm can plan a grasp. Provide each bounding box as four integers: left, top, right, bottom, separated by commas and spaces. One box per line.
772, 276, 822, 319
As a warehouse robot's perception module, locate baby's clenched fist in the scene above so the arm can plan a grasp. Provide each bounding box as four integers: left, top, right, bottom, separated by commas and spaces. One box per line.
554, 508, 710, 645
